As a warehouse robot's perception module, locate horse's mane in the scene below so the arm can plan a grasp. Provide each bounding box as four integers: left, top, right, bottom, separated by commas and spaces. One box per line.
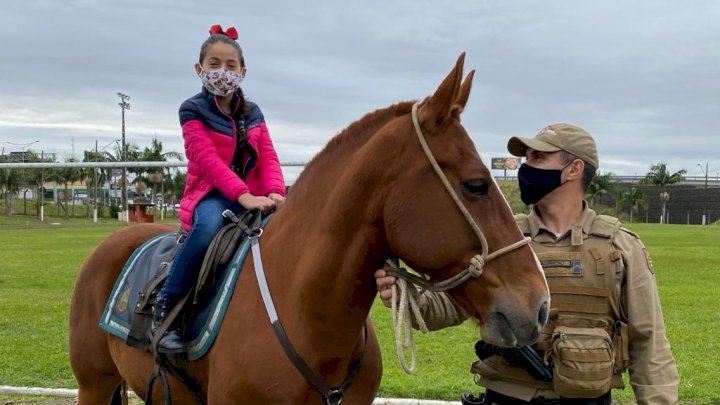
291, 100, 415, 191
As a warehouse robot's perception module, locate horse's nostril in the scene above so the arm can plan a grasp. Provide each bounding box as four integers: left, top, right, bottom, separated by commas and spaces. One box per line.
537, 300, 549, 327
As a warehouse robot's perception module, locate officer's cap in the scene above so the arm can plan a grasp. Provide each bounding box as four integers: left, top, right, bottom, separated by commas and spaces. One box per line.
507, 123, 599, 169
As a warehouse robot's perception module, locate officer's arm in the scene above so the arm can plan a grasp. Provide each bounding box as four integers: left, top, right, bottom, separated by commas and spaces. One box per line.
619, 231, 679, 405
411, 291, 470, 331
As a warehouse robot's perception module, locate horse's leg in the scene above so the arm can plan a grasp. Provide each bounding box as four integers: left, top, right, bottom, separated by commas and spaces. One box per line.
69, 258, 125, 404
69, 320, 122, 403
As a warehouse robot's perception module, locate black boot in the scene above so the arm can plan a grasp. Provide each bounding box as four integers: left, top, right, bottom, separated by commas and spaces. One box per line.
152, 299, 186, 354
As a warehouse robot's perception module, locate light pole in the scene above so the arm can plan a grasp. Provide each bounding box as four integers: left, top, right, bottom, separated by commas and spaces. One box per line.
118, 92, 131, 222
698, 162, 708, 225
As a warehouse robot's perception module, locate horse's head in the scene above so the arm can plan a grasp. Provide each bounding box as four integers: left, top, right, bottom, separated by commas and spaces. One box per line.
380, 54, 549, 347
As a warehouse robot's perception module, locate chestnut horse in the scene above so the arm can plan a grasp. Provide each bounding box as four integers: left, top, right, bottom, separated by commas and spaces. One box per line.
69, 54, 549, 404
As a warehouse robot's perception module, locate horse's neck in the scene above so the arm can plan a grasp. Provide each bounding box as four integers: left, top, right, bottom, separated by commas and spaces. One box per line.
264, 190, 386, 335
259, 148, 398, 357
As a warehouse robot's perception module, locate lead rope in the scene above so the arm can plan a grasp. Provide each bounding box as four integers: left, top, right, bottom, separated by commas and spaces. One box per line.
388, 103, 530, 374
389, 262, 428, 374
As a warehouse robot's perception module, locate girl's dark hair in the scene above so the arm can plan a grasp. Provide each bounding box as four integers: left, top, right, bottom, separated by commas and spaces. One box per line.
199, 34, 245, 67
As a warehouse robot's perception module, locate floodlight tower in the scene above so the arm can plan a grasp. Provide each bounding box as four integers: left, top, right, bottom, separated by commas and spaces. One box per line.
118, 92, 130, 222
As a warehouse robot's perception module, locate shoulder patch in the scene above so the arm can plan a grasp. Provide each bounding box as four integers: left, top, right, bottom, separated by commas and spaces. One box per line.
642, 247, 655, 274
618, 228, 654, 274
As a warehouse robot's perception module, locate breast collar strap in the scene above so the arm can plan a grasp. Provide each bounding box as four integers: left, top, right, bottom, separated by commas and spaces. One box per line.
251, 232, 366, 405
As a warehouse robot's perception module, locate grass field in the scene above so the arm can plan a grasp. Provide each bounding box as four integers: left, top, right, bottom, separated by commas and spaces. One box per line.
0, 220, 719, 403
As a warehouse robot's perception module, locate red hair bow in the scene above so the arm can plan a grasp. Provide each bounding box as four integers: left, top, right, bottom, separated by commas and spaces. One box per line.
209, 24, 238, 40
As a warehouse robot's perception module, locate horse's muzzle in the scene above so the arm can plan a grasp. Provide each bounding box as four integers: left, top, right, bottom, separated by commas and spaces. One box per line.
482, 298, 549, 347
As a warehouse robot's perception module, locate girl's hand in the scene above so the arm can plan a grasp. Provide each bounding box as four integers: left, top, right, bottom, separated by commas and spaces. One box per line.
268, 193, 286, 206
238, 193, 275, 212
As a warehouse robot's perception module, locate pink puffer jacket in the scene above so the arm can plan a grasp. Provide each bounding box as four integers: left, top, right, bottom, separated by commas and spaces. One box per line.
177, 90, 285, 231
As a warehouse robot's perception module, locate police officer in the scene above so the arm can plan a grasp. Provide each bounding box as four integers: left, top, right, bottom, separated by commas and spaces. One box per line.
375, 123, 679, 404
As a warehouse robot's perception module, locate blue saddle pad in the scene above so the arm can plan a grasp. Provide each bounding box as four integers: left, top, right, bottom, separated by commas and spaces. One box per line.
99, 220, 265, 360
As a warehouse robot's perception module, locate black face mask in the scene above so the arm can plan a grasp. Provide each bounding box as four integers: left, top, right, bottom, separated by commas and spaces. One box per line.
518, 163, 566, 205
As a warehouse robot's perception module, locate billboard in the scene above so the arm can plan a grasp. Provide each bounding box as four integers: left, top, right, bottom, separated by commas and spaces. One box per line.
491, 157, 521, 171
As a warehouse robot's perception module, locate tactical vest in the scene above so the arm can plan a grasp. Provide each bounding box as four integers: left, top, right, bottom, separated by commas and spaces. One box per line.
473, 213, 630, 397
518, 214, 624, 350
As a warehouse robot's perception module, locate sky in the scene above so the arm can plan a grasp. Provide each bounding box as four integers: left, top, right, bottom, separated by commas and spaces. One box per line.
1, 0, 719, 183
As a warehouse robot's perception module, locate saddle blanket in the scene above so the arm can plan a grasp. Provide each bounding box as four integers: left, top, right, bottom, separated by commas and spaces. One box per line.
99, 224, 260, 360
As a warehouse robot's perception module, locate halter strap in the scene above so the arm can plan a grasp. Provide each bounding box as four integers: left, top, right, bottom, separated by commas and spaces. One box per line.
397, 102, 530, 291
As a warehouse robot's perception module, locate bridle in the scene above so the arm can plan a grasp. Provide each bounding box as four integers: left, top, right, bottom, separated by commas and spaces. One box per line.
385, 102, 531, 373
386, 101, 531, 290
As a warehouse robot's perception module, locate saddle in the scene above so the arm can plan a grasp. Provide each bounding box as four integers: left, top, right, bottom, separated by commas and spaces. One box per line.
100, 209, 264, 359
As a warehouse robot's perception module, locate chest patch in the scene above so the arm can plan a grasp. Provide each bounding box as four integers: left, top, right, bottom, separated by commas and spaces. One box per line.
537, 251, 583, 277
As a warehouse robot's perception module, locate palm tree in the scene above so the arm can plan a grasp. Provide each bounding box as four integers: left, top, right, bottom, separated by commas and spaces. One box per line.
109, 141, 140, 209
619, 187, 648, 223
136, 137, 183, 212
83, 147, 116, 218
164, 171, 187, 217
641, 163, 686, 223
585, 172, 617, 207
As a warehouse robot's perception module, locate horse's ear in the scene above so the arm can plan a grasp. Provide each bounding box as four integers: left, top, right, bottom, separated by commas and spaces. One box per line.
455, 69, 475, 111
419, 52, 465, 133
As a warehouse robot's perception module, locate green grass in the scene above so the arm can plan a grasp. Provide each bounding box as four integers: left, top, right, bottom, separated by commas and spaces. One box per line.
0, 223, 719, 403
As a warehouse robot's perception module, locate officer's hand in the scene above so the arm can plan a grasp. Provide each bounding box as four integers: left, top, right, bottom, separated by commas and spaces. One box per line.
374, 269, 397, 308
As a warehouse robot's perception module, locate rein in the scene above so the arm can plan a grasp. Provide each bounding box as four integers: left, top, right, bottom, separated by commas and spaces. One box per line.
250, 215, 366, 405
386, 102, 531, 374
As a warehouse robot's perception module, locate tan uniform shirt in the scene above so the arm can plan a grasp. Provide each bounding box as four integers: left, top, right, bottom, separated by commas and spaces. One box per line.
414, 206, 679, 404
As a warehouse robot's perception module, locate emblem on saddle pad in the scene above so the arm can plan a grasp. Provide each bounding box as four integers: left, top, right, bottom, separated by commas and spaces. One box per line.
115, 285, 131, 313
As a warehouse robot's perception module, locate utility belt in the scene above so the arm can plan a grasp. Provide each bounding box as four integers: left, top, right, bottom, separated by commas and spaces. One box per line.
472, 322, 629, 399
464, 390, 612, 405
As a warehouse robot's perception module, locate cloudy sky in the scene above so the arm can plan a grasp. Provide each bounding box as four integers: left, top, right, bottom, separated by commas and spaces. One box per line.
1, 0, 718, 182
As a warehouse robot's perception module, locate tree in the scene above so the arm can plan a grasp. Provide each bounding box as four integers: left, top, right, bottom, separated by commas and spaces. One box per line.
47, 157, 84, 219
22, 150, 47, 217
641, 163, 686, 223
83, 147, 116, 218
164, 171, 187, 216
135, 137, 183, 209
619, 187, 648, 223
585, 172, 617, 208
0, 156, 22, 216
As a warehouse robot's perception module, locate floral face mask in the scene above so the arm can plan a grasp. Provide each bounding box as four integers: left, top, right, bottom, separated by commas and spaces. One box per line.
199, 68, 243, 96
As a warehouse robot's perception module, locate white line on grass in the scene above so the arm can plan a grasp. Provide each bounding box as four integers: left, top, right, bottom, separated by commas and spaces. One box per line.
0, 385, 462, 404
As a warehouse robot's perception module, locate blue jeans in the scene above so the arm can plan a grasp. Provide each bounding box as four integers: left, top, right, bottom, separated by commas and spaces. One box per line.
157, 191, 245, 304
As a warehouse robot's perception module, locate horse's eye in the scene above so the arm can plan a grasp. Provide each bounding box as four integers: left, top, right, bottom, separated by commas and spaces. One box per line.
463, 179, 488, 197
